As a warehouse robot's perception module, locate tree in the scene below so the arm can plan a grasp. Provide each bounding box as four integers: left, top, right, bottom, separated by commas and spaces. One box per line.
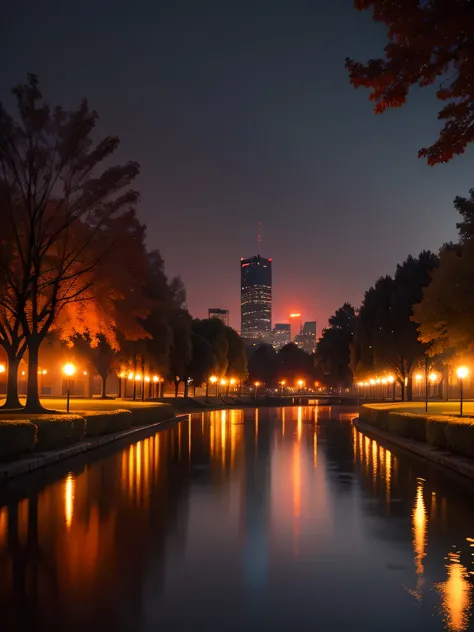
316, 303, 356, 389
186, 331, 215, 395
277, 343, 314, 385
73, 333, 117, 399
414, 242, 474, 354
352, 252, 439, 399
346, 1, 474, 164
454, 188, 474, 243
224, 326, 248, 381
0, 75, 144, 411
0, 187, 27, 408
192, 318, 229, 377
168, 309, 192, 398
248, 344, 277, 385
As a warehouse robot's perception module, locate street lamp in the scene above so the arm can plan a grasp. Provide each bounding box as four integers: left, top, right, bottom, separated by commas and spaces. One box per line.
297, 379, 304, 390
415, 373, 423, 399
254, 381, 260, 400
62, 363, 76, 413
209, 375, 218, 397
387, 375, 395, 401
280, 380, 286, 396
456, 366, 469, 417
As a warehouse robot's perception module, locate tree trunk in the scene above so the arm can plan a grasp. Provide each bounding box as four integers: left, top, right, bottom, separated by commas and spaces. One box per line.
100, 374, 107, 398
399, 378, 405, 402
406, 378, 413, 402
184, 381, 189, 398
442, 365, 449, 400
1, 353, 23, 410
174, 380, 179, 398
24, 339, 46, 413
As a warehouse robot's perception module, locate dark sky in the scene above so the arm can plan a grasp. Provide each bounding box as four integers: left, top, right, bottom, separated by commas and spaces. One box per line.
3, 0, 473, 332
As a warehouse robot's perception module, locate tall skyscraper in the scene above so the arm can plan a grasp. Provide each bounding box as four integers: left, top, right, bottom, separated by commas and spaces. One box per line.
289, 313, 302, 342
272, 323, 291, 350
295, 321, 317, 353
208, 308, 229, 327
240, 255, 272, 341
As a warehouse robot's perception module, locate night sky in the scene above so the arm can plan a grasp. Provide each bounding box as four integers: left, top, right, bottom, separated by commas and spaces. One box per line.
3, 0, 473, 332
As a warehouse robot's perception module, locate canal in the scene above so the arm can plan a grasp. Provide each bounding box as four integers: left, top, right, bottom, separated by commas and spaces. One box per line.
1, 406, 474, 631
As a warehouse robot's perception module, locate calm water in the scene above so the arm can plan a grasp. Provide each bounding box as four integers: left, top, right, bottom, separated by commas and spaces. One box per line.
1, 406, 474, 631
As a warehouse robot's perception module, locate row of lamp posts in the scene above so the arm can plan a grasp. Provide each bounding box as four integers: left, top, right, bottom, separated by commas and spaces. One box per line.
358, 364, 470, 416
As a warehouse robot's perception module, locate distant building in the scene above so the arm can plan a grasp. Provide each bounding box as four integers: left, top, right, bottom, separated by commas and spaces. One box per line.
241, 255, 272, 341
272, 323, 291, 350
295, 321, 317, 354
208, 308, 229, 327
289, 313, 302, 342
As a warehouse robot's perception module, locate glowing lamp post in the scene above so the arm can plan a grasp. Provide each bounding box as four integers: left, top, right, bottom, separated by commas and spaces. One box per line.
62, 363, 76, 413
254, 381, 260, 400
220, 378, 227, 398
280, 380, 286, 396
153, 375, 159, 398
209, 375, 218, 398
456, 366, 469, 417
297, 379, 304, 390
387, 375, 395, 400
229, 378, 236, 396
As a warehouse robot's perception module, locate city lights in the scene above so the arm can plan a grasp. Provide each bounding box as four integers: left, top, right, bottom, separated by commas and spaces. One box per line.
128, 372, 134, 380
0, 364, 5, 373
152, 375, 159, 383
415, 373, 422, 382
429, 372, 438, 383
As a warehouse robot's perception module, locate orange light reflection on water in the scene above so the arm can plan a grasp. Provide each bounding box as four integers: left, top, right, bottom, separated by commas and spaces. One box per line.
437, 554, 472, 631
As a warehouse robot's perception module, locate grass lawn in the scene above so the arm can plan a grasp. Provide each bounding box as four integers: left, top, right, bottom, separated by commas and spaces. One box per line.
0, 397, 170, 415
362, 400, 472, 416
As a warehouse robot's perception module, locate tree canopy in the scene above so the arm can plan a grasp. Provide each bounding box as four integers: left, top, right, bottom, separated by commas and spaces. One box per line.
352, 251, 438, 398
316, 303, 356, 389
346, 0, 474, 164
0, 74, 146, 411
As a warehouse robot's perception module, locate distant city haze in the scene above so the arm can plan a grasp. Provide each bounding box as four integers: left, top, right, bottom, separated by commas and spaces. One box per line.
3, 0, 471, 330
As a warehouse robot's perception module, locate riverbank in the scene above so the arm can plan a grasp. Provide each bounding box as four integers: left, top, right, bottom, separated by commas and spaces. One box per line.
354, 418, 474, 480
0, 414, 186, 482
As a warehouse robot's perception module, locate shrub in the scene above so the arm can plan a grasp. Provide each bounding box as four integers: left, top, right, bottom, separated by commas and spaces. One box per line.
130, 404, 174, 427
0, 420, 37, 460
426, 416, 451, 449
444, 420, 474, 459
388, 412, 426, 441
360, 405, 391, 430
34, 415, 85, 451
83, 410, 133, 437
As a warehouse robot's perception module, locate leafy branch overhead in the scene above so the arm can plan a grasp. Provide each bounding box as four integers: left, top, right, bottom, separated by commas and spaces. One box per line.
346, 0, 474, 164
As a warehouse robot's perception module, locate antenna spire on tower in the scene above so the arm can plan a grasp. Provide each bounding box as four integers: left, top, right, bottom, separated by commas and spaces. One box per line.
257, 220, 261, 255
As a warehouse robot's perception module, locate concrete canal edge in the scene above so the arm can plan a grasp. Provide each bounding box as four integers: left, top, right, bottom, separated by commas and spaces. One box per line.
354, 418, 474, 481
0, 415, 188, 483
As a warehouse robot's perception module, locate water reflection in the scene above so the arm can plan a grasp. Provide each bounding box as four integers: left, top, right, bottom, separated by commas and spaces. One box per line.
437, 554, 472, 631
352, 426, 474, 631
0, 409, 474, 631
412, 479, 427, 599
